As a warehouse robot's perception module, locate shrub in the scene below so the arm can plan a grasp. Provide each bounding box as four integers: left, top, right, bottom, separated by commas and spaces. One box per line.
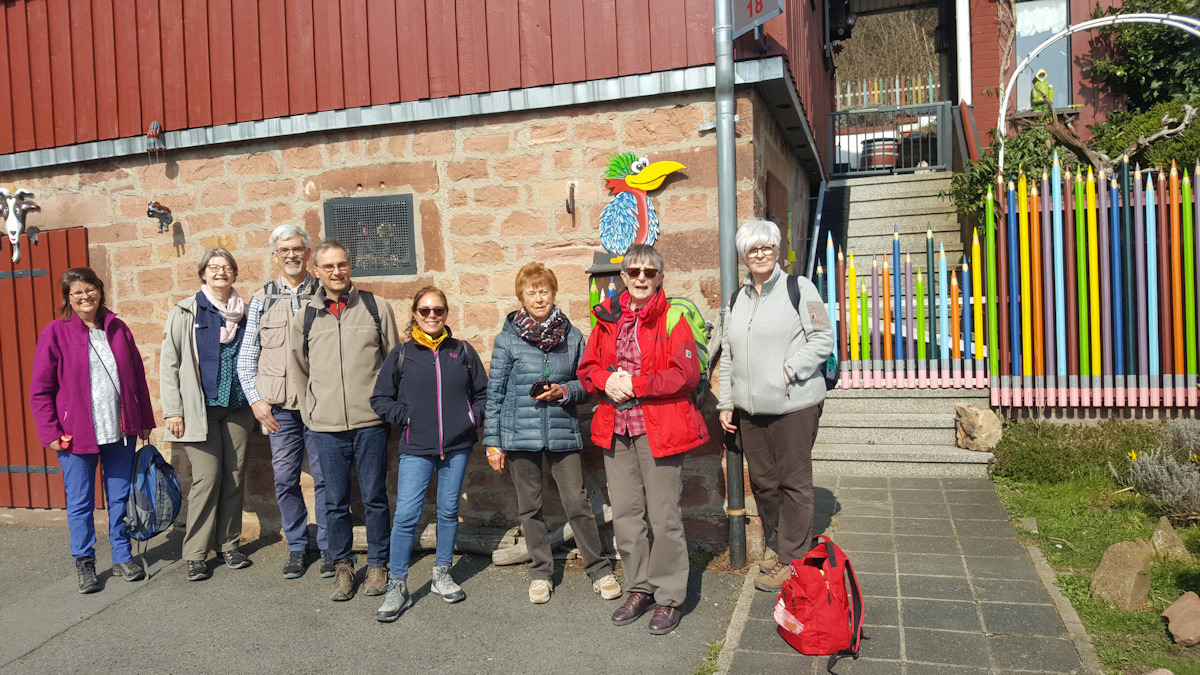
989, 419, 1161, 483
1158, 419, 1200, 459
1089, 100, 1200, 169
945, 125, 1080, 217
1085, 0, 1200, 112
1110, 449, 1200, 524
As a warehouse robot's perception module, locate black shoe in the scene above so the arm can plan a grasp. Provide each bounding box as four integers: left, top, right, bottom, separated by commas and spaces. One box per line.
648, 605, 683, 635
319, 550, 335, 578
76, 557, 100, 594
283, 550, 310, 579
113, 560, 145, 582
222, 549, 252, 570
186, 560, 210, 581
611, 591, 656, 626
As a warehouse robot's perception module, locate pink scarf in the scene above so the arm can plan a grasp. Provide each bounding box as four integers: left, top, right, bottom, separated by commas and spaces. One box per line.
201, 285, 246, 344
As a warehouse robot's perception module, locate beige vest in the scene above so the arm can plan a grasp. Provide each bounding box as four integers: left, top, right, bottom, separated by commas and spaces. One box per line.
253, 280, 317, 409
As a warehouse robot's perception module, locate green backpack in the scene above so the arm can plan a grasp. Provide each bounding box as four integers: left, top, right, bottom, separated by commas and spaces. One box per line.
665, 297, 714, 405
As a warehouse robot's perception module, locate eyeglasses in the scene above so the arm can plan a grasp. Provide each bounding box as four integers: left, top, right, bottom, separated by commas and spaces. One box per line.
523, 289, 553, 300
274, 246, 306, 257
318, 262, 351, 273
69, 288, 99, 299
623, 267, 659, 279
746, 245, 776, 259
206, 264, 234, 274
416, 306, 447, 318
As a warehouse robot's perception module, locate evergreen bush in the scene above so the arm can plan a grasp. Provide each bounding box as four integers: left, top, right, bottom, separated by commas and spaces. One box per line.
989, 419, 1160, 483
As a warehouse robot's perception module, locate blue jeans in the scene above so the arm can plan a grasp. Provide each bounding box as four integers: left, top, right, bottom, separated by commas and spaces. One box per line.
309, 425, 391, 566
389, 449, 470, 580
270, 408, 328, 552
57, 437, 136, 563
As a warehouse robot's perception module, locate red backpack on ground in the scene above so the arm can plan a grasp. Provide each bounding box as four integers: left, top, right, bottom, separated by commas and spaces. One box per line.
774, 535, 865, 661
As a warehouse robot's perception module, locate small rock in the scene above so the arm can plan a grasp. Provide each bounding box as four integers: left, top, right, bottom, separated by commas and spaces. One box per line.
1090, 539, 1154, 610
1164, 592, 1200, 647
1152, 516, 1194, 564
1019, 517, 1038, 534
955, 403, 1003, 452
1145, 670, 1175, 675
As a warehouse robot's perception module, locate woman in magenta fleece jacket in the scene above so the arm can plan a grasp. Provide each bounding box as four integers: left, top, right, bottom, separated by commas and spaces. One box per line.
29, 268, 155, 593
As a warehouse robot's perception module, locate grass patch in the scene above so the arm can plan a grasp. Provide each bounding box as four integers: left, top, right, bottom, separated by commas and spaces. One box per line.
997, 463, 1200, 673
692, 641, 723, 675
991, 418, 1163, 483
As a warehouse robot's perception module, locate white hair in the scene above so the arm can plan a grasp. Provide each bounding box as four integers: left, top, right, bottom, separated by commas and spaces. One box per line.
269, 224, 310, 250
735, 219, 782, 262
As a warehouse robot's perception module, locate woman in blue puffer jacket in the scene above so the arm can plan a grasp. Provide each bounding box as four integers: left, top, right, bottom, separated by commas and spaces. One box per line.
484, 262, 621, 605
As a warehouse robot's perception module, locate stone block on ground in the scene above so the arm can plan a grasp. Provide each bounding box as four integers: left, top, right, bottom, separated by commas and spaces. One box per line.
1153, 516, 1195, 563
955, 403, 1003, 452
1090, 538, 1154, 610
1164, 592, 1200, 647
1145, 670, 1174, 675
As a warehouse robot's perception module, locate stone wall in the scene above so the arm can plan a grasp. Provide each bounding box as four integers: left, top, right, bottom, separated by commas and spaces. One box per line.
8, 86, 810, 553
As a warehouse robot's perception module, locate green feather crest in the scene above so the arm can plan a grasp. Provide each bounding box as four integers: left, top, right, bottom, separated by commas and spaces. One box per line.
605, 152, 638, 179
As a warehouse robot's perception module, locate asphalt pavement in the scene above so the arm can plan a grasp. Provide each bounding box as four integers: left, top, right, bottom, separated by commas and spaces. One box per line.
0, 524, 741, 675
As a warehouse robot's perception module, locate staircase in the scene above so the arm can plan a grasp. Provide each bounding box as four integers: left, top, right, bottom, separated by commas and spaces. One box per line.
825, 171, 962, 259
814, 388, 992, 476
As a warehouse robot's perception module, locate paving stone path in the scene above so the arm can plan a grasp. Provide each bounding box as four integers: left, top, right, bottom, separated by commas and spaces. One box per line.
722, 475, 1092, 674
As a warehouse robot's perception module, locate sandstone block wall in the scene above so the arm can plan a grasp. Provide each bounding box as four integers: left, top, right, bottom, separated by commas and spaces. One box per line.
7, 86, 810, 552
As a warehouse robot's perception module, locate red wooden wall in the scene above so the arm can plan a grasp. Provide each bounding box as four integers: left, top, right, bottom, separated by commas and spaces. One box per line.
0, 227, 90, 510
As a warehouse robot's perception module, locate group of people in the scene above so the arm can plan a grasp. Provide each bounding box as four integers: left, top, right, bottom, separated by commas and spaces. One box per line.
28, 218, 833, 636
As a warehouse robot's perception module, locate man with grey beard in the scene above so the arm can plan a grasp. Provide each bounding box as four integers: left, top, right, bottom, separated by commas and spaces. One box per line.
236, 224, 330, 579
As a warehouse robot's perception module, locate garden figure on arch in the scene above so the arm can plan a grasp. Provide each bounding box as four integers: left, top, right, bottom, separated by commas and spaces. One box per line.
599, 152, 686, 255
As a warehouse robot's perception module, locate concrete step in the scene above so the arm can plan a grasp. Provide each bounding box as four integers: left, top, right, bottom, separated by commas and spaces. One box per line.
812, 443, 990, 476
845, 177, 954, 203
844, 233, 964, 259
826, 387, 988, 399
843, 215, 961, 239
849, 195, 956, 220
824, 392, 987, 414
821, 412, 956, 428
816, 423, 957, 446
829, 171, 953, 188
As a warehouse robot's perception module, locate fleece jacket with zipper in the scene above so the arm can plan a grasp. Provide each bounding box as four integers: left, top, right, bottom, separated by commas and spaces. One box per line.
370, 329, 488, 457
717, 265, 835, 416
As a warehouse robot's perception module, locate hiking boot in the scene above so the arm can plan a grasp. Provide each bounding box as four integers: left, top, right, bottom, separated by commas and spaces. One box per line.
186, 560, 210, 581
113, 560, 145, 582
755, 562, 791, 593
330, 559, 355, 601
611, 591, 655, 626
592, 574, 622, 600
222, 549, 252, 570
648, 605, 683, 635
318, 550, 335, 578
76, 557, 100, 594
375, 579, 412, 622
283, 550, 310, 579
759, 547, 778, 574
431, 564, 465, 603
363, 565, 388, 596
529, 579, 552, 604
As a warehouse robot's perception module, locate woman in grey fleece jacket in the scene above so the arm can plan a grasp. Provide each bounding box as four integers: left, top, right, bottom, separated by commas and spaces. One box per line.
717, 219, 835, 594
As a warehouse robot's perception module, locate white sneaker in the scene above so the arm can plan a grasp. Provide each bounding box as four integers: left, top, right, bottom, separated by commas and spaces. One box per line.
529, 579, 552, 604
593, 573, 622, 600
432, 564, 466, 603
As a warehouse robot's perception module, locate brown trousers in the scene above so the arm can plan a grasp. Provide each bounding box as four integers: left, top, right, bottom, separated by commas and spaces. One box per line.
181, 406, 254, 561
605, 434, 688, 607
738, 403, 823, 566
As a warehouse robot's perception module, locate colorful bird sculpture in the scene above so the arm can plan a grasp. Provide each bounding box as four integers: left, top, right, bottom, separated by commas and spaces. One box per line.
1, 188, 40, 263
599, 152, 685, 255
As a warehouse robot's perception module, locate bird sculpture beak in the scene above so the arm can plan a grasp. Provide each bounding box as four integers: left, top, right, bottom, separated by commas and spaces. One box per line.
625, 161, 686, 191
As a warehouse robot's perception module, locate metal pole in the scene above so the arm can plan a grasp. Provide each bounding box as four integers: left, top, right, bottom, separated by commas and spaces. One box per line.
714, 0, 746, 570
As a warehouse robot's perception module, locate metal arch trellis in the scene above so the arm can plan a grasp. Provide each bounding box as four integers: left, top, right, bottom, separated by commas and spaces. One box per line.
996, 12, 1200, 174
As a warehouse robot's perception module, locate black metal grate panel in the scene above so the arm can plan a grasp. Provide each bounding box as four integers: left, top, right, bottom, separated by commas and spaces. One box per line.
322, 194, 416, 276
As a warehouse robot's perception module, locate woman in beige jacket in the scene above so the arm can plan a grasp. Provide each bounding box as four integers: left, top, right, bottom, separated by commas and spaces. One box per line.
160, 248, 255, 581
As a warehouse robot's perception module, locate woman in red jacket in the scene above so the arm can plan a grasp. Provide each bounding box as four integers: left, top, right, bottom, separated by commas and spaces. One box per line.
577, 243, 709, 636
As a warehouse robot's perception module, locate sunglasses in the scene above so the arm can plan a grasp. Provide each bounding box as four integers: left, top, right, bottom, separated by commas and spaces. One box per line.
416, 306, 447, 317
624, 267, 659, 280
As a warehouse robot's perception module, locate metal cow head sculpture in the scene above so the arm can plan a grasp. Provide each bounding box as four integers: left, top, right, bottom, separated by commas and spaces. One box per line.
0, 188, 41, 263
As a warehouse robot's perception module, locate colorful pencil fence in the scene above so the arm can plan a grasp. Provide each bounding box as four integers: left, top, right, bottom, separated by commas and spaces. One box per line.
821, 156, 1200, 408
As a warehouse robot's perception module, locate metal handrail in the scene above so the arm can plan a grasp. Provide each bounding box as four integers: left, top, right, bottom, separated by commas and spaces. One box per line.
830, 100, 951, 177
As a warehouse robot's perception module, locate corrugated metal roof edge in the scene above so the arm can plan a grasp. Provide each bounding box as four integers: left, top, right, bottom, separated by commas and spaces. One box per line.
0, 57, 820, 176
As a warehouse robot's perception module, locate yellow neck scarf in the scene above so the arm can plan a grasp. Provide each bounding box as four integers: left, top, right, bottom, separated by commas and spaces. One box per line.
411, 327, 448, 351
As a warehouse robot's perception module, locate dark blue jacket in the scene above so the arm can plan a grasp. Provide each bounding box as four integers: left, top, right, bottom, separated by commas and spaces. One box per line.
370, 330, 487, 457
194, 290, 246, 400
482, 312, 587, 452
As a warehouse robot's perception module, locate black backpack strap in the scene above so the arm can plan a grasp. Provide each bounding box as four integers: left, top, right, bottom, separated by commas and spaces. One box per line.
302, 305, 317, 360
359, 291, 384, 344
727, 286, 743, 312
786, 274, 802, 314
261, 280, 279, 313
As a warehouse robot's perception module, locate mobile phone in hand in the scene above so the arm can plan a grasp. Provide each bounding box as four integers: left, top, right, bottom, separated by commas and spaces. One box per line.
529, 381, 553, 398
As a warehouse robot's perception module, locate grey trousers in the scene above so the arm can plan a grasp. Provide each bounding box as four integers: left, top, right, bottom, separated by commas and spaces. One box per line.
605, 434, 688, 607
181, 406, 254, 561
738, 403, 822, 566
509, 450, 612, 582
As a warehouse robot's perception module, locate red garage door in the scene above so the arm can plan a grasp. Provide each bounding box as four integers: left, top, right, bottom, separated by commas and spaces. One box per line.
0, 227, 90, 509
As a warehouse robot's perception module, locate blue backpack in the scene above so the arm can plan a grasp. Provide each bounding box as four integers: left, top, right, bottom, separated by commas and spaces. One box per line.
124, 443, 182, 542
